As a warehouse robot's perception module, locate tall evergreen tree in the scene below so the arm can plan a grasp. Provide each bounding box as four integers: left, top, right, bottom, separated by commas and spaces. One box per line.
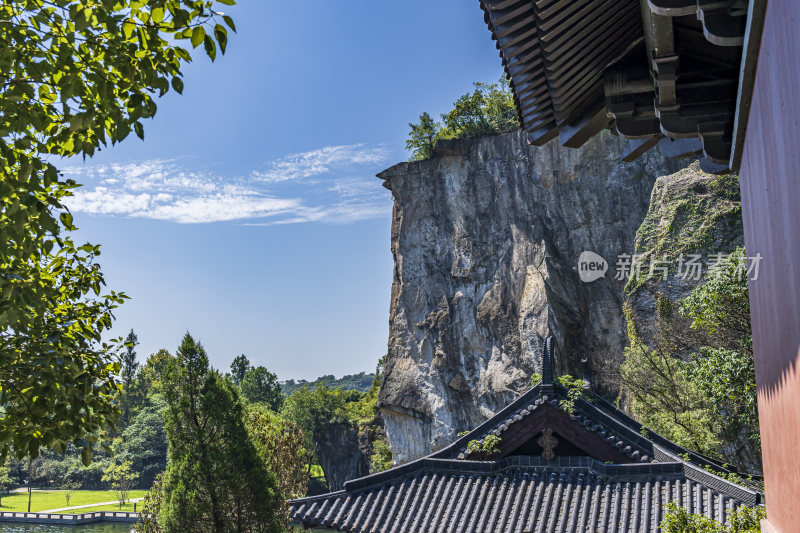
160, 334, 283, 533
120, 329, 140, 427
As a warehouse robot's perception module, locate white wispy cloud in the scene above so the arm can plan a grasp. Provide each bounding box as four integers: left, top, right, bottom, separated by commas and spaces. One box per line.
251, 144, 389, 183
62, 145, 392, 225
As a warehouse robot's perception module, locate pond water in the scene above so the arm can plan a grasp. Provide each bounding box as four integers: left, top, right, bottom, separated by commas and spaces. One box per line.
0, 524, 132, 533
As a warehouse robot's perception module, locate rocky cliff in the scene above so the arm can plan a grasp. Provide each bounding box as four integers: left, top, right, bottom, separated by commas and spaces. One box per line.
377, 131, 684, 463
623, 163, 744, 349
315, 421, 369, 492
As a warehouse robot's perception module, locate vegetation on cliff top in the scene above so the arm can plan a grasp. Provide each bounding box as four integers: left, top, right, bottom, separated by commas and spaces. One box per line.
406, 77, 521, 160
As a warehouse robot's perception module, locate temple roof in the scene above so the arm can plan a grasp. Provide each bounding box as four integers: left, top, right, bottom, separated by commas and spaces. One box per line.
478, 0, 766, 172
288, 339, 761, 532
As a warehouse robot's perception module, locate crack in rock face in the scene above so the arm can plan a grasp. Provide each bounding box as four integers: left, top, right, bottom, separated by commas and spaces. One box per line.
377, 131, 684, 464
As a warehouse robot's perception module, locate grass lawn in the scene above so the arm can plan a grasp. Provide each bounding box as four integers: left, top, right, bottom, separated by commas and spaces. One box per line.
0, 490, 147, 512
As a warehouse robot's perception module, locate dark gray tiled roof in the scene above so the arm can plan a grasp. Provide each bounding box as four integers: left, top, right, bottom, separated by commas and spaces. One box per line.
290, 457, 756, 532
288, 382, 761, 532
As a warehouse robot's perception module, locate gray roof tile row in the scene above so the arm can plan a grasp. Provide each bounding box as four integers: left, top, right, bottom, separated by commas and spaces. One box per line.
290, 467, 751, 532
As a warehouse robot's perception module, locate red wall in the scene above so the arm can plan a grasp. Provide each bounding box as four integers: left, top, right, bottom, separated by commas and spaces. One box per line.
739, 0, 800, 529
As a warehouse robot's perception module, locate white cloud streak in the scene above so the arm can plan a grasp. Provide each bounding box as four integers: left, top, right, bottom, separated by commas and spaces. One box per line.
251, 144, 389, 183
62, 145, 392, 225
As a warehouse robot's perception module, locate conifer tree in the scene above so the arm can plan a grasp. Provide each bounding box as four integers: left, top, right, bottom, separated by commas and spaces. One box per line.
120, 329, 140, 427
160, 333, 283, 533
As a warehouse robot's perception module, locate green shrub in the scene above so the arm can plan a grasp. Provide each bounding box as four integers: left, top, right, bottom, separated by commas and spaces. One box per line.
660, 502, 765, 533
466, 435, 502, 457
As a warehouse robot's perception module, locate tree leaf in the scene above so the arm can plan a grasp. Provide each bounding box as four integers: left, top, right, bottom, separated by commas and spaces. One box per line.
203, 34, 216, 61
191, 26, 205, 48
122, 19, 135, 40
214, 24, 227, 54
223, 15, 236, 32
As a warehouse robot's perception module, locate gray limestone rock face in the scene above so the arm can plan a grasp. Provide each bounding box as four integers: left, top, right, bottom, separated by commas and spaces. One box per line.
377, 131, 684, 464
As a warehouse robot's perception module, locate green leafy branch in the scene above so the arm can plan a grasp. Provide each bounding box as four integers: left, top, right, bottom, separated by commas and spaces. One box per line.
466, 434, 502, 457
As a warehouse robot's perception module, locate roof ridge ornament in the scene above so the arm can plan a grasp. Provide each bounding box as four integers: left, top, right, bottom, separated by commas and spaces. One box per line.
542, 336, 554, 386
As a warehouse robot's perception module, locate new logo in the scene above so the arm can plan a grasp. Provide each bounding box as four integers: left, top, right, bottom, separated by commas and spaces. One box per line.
578, 251, 608, 282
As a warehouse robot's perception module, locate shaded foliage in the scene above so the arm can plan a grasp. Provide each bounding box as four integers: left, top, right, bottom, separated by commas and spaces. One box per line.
621, 248, 760, 472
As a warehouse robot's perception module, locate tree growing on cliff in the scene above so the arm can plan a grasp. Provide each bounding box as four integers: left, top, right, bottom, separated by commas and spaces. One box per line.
160, 333, 283, 533
406, 77, 520, 160
406, 112, 439, 160
621, 248, 760, 471
0, 0, 235, 463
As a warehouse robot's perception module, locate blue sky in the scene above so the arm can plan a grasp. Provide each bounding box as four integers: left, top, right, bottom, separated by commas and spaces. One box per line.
63, 1, 505, 380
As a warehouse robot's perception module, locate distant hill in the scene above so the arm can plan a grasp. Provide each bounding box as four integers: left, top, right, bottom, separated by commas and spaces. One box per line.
281, 372, 375, 395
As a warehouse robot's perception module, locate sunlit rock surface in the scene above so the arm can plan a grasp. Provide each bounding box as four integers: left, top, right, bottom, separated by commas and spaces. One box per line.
377, 131, 683, 463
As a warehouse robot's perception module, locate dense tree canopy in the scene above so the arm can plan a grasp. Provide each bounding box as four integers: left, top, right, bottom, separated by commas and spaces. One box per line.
116, 395, 168, 488
0, 0, 235, 462
281, 371, 375, 395
240, 366, 283, 411
406, 78, 520, 160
